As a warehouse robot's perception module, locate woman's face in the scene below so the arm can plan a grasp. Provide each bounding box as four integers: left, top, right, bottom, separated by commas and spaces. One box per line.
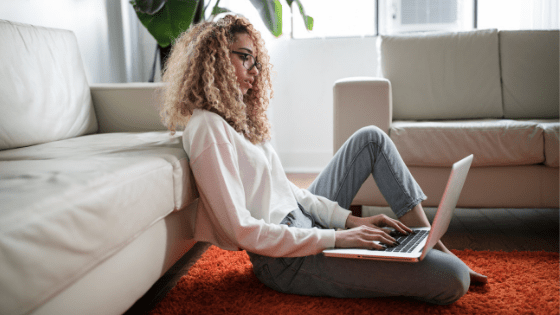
230, 32, 259, 95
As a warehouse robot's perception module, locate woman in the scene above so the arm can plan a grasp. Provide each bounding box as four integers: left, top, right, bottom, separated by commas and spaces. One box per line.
160, 15, 487, 305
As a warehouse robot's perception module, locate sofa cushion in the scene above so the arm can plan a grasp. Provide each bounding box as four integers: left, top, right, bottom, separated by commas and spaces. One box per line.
0, 131, 195, 315
390, 120, 544, 167
538, 121, 559, 167
379, 29, 503, 120
0, 20, 97, 151
500, 30, 559, 119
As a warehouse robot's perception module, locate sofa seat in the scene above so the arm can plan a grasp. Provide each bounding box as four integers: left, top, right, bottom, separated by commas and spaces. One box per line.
0, 131, 195, 315
333, 29, 559, 209
540, 121, 560, 167
390, 119, 558, 167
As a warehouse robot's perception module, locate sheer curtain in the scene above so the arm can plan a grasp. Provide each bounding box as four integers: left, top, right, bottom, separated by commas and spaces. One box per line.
528, 0, 560, 29
120, 0, 159, 82
478, 0, 559, 30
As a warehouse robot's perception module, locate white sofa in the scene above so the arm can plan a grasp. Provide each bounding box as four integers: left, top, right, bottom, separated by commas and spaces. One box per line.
334, 29, 559, 212
0, 20, 199, 314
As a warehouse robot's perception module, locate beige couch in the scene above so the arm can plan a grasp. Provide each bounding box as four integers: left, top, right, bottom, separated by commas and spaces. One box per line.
334, 29, 559, 213
0, 20, 199, 314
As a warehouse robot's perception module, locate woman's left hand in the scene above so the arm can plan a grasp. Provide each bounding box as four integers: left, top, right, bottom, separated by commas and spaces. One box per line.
346, 214, 413, 236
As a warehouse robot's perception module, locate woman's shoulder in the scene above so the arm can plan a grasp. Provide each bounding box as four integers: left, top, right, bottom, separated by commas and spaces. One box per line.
187, 109, 228, 133
189, 108, 225, 126
184, 109, 234, 150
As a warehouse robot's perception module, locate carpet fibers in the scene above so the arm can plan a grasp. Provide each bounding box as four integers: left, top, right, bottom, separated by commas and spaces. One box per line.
149, 246, 559, 315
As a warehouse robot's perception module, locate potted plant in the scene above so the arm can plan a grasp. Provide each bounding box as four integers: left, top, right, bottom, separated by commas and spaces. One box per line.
130, 0, 314, 81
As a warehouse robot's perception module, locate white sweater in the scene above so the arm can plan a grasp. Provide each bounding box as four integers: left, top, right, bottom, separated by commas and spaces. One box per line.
182, 109, 351, 257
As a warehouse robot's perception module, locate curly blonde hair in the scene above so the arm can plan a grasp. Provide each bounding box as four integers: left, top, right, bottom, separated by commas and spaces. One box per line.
160, 15, 273, 144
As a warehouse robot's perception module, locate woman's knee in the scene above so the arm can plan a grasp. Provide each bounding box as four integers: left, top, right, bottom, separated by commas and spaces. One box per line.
436, 274, 469, 305
431, 254, 470, 305
350, 125, 388, 146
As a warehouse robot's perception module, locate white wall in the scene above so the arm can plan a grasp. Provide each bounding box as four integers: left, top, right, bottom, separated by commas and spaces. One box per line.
222, 1, 382, 173
266, 36, 380, 173
197, 1, 382, 173
0, 0, 156, 84
0, 0, 377, 173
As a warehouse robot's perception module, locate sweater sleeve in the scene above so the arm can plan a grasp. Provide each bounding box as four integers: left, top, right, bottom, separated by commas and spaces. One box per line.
190, 141, 337, 257
288, 181, 351, 230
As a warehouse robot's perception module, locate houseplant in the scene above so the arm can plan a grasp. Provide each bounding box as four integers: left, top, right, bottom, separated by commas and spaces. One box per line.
130, 0, 313, 81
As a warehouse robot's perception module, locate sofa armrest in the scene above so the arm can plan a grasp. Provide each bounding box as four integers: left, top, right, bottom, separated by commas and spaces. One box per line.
333, 77, 392, 153
90, 83, 168, 133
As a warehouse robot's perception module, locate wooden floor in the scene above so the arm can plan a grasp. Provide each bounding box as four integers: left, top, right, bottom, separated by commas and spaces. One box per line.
125, 173, 559, 314
366, 206, 559, 252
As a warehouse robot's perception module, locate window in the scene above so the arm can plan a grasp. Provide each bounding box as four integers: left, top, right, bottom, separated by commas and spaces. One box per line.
477, 0, 559, 30
379, 0, 474, 34
290, 0, 558, 39
292, 0, 377, 39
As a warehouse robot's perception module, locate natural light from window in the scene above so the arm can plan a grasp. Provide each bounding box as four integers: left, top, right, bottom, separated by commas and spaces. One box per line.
214, 0, 558, 39
290, 0, 558, 38
292, 0, 377, 39
478, 0, 559, 30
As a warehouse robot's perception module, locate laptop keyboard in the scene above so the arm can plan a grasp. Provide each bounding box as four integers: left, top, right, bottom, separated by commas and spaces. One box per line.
384, 230, 429, 253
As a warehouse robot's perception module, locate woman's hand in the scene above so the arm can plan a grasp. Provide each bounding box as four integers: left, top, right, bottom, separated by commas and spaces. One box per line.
334, 214, 414, 250
335, 226, 399, 250
346, 214, 413, 236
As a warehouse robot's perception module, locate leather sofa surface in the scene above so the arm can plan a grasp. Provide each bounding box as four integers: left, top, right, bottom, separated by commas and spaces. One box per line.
0, 20, 97, 150
499, 30, 560, 119
0, 20, 198, 315
334, 29, 559, 209
390, 119, 550, 167
379, 29, 503, 120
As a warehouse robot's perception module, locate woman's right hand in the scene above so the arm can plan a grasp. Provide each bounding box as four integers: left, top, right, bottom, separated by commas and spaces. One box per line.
334, 226, 399, 250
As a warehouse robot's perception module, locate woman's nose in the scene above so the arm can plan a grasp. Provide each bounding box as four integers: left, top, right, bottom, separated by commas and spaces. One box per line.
248, 66, 259, 76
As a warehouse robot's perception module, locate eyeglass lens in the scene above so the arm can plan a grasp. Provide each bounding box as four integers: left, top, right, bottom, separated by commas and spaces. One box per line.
244, 55, 260, 71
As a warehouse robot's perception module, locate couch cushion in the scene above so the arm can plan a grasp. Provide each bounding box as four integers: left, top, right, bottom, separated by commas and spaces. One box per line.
0, 131, 195, 315
379, 29, 503, 120
0, 20, 97, 151
390, 120, 544, 167
500, 30, 559, 119
538, 121, 559, 167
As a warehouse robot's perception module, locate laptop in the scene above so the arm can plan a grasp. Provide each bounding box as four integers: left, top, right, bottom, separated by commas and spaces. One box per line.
323, 154, 473, 263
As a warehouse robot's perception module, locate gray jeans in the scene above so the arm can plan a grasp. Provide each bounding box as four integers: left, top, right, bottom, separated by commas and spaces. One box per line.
247, 126, 470, 305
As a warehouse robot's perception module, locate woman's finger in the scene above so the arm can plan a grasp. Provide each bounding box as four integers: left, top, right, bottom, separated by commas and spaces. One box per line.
366, 240, 388, 251
394, 221, 414, 234
363, 240, 393, 250
383, 218, 413, 235
362, 227, 397, 246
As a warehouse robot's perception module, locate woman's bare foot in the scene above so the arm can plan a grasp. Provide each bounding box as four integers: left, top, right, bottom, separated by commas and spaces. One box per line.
399, 205, 488, 285
469, 269, 488, 284
435, 240, 488, 285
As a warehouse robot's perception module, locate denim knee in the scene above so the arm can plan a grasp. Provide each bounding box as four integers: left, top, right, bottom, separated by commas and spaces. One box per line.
351, 125, 388, 147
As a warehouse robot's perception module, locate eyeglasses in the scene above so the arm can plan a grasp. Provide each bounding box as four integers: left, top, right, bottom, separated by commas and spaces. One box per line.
231, 51, 262, 71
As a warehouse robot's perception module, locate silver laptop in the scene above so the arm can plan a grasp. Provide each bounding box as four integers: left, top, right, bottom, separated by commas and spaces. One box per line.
323, 154, 473, 263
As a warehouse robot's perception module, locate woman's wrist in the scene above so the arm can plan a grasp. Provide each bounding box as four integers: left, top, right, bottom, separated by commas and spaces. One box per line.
345, 214, 362, 229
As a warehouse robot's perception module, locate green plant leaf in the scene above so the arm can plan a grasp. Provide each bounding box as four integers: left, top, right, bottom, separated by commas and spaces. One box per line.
291, 0, 313, 30
248, 0, 283, 37
130, 0, 168, 15
211, 6, 230, 16
133, 0, 200, 48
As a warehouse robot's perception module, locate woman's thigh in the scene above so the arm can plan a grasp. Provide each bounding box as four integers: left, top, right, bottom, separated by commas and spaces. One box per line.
249, 249, 470, 305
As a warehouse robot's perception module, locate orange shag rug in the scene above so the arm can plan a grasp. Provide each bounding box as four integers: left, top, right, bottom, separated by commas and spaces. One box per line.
149, 246, 559, 315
